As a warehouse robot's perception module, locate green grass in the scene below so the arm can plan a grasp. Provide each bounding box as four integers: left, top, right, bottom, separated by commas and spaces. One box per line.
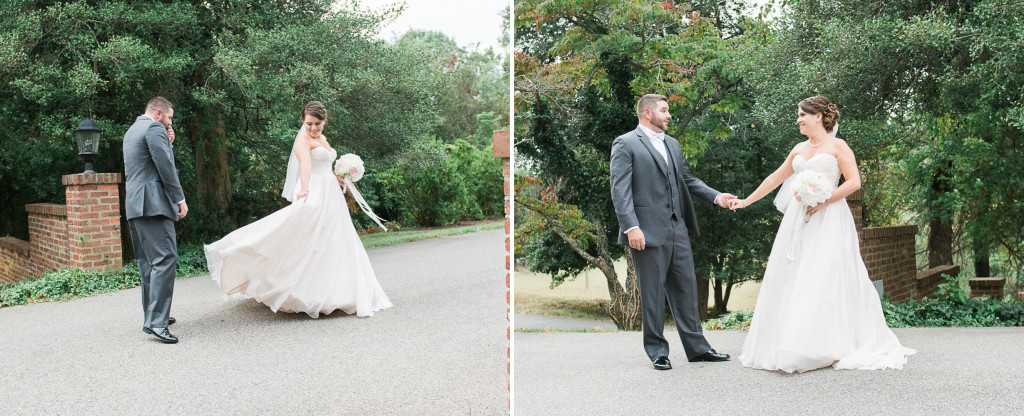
359, 220, 503, 249
514, 298, 612, 321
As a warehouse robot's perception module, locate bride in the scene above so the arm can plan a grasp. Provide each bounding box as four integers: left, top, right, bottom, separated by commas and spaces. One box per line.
728, 95, 915, 372
204, 101, 392, 318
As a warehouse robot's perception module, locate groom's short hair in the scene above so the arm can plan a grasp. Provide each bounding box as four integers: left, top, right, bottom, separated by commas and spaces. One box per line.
636, 94, 668, 117
146, 96, 174, 113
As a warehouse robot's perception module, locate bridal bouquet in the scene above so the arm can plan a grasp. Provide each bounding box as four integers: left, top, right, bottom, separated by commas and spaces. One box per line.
333, 153, 387, 231
334, 153, 365, 182
790, 170, 831, 221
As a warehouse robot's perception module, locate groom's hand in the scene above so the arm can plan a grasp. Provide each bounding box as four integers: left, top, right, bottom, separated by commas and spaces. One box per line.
715, 193, 737, 208
627, 228, 646, 251
177, 201, 188, 219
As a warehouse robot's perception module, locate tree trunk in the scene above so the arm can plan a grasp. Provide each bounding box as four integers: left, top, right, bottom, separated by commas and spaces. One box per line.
190, 109, 233, 228
928, 166, 953, 268
973, 239, 990, 277
711, 279, 733, 316
696, 275, 709, 321
607, 248, 642, 330
928, 217, 953, 268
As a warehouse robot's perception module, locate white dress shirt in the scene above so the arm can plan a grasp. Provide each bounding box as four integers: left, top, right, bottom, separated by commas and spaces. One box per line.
638, 123, 669, 164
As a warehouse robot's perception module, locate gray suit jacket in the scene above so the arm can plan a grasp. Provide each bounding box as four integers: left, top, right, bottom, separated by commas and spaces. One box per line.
123, 116, 185, 221
609, 127, 719, 247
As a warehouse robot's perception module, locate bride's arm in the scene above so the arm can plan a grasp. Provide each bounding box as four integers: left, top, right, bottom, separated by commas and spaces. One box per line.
732, 149, 798, 209
293, 136, 312, 200
827, 140, 861, 203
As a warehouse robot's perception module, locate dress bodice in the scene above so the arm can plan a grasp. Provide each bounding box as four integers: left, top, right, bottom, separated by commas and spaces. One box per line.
311, 146, 337, 175
793, 153, 842, 189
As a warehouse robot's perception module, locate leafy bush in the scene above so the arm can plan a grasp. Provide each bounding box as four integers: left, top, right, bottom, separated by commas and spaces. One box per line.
882, 273, 1024, 327
175, 243, 210, 276
702, 309, 754, 330
450, 138, 504, 219
0, 266, 141, 307
379, 139, 476, 227
0, 244, 209, 307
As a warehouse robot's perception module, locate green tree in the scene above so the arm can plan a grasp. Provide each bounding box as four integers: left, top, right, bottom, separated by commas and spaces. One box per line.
746, 0, 1024, 282
0, 0, 438, 247
514, 0, 763, 326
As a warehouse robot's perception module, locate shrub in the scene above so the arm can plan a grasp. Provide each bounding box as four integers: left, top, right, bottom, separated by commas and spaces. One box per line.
379, 139, 475, 227
0, 244, 209, 308
882, 272, 1024, 327
702, 309, 754, 330
0, 266, 140, 307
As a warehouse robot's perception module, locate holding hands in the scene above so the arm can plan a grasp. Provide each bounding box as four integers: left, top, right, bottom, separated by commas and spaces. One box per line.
728, 198, 749, 211
715, 193, 738, 208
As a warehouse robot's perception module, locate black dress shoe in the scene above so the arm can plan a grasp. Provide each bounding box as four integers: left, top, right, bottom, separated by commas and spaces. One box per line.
143, 327, 178, 344
653, 356, 672, 370
689, 349, 730, 362
168, 317, 176, 325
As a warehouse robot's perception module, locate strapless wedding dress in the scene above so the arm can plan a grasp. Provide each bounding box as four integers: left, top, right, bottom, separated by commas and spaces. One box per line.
739, 153, 915, 372
204, 146, 392, 318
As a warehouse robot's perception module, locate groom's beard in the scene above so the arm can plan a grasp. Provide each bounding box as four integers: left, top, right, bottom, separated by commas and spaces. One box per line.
652, 117, 669, 133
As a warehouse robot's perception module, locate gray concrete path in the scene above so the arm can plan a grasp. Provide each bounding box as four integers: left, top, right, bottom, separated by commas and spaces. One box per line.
0, 229, 508, 415
514, 326, 1024, 415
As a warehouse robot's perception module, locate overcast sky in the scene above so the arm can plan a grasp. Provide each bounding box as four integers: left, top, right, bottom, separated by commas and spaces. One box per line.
352, 0, 509, 51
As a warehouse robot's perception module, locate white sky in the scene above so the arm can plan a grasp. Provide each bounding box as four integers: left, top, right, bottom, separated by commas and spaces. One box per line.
352, 0, 509, 51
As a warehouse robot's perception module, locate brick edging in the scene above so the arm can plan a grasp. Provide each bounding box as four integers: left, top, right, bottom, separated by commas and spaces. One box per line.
863, 225, 918, 239
25, 203, 67, 217
61, 173, 123, 186
0, 237, 31, 257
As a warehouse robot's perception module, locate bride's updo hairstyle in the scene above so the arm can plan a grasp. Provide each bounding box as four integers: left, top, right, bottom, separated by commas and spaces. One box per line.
798, 95, 840, 133
302, 101, 328, 122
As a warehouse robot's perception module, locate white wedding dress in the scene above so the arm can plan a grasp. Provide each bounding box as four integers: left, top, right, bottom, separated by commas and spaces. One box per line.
739, 153, 915, 372
204, 145, 392, 318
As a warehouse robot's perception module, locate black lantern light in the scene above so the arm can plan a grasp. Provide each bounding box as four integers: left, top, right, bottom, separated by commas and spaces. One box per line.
74, 116, 102, 174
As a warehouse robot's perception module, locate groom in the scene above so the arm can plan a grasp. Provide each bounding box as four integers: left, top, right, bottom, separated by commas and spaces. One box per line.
609, 94, 733, 369
124, 96, 187, 344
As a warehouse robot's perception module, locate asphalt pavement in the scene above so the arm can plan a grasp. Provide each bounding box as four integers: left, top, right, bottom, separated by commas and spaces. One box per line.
0, 229, 508, 415
514, 324, 1024, 415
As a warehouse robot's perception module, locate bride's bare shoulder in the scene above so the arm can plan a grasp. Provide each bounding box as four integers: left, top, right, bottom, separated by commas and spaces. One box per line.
788, 142, 805, 157
833, 138, 854, 154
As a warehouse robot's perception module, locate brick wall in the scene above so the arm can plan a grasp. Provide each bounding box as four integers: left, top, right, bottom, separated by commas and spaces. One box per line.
63, 173, 123, 271
492, 129, 511, 405
969, 277, 1006, 299
0, 237, 32, 284
846, 190, 920, 302
0, 173, 123, 283
847, 189, 865, 242
861, 225, 919, 302
916, 264, 959, 299
25, 203, 69, 276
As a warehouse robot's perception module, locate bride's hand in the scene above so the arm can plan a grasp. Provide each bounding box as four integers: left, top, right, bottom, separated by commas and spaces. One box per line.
729, 199, 748, 211
336, 175, 347, 191
297, 189, 309, 201
805, 202, 825, 217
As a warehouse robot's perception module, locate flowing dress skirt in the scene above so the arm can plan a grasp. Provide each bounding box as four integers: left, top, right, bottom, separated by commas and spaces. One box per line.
205, 170, 392, 318
738, 196, 915, 372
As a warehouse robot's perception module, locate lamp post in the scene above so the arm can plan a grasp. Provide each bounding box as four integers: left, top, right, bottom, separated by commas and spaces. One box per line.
74, 116, 102, 174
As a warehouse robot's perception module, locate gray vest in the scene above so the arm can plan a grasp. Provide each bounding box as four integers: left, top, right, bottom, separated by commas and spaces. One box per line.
665, 149, 682, 221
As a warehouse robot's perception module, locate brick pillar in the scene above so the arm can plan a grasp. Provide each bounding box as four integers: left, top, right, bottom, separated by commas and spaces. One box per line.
492, 129, 511, 405
846, 189, 865, 244
62, 173, 123, 271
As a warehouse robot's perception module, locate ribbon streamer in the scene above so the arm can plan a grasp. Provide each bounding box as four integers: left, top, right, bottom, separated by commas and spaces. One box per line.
345, 177, 388, 231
